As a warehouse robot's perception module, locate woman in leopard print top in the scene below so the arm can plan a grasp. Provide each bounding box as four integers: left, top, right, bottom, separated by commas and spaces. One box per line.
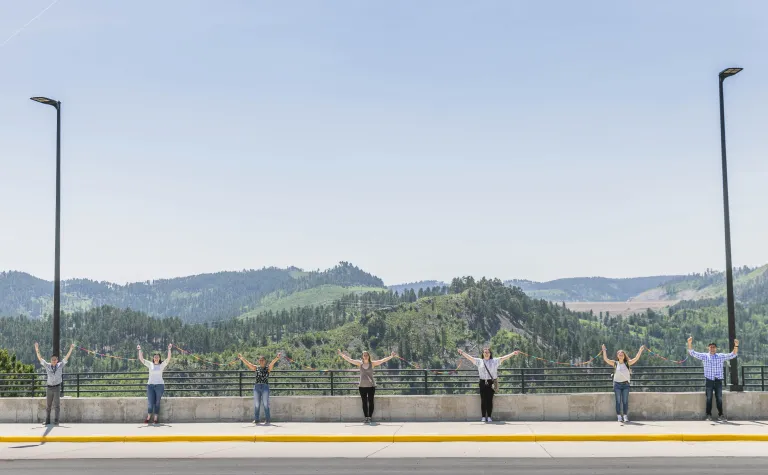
239, 352, 281, 424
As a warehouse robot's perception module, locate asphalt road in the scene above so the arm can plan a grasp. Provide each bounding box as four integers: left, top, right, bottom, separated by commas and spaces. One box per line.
0, 458, 765, 475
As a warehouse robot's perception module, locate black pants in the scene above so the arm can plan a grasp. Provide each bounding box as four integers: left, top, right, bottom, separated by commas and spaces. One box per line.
705, 378, 724, 416
359, 387, 376, 417
479, 380, 495, 417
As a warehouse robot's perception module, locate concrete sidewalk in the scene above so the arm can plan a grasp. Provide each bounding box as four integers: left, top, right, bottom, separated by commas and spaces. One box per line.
2, 421, 768, 442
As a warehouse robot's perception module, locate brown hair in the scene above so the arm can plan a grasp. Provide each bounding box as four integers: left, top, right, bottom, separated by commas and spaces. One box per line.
615, 350, 632, 374
362, 351, 371, 362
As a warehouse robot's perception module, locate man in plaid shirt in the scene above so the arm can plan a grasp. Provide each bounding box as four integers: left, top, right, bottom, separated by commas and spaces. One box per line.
687, 336, 739, 421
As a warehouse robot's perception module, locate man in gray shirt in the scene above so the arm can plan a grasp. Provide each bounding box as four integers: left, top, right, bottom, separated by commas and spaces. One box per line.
34, 342, 75, 426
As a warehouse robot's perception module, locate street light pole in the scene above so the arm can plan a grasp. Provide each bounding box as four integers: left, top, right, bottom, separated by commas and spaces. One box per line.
717, 67, 742, 391
30, 97, 62, 358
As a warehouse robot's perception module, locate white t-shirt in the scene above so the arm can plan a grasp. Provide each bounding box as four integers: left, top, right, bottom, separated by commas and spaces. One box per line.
613, 363, 631, 383
474, 357, 500, 380
143, 360, 169, 385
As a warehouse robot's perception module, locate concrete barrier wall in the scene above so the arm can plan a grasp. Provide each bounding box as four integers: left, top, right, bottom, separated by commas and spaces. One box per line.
2, 392, 767, 423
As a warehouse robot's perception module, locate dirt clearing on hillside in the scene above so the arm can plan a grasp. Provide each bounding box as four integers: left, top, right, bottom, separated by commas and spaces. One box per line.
564, 300, 678, 316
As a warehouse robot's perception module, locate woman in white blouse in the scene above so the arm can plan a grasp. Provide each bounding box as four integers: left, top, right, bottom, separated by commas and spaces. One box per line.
458, 347, 519, 422
602, 344, 644, 423
137, 343, 172, 424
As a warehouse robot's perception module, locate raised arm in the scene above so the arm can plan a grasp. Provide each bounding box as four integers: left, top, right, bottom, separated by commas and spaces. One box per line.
628, 345, 645, 366
268, 353, 282, 372
373, 351, 397, 367
601, 344, 615, 366
457, 348, 478, 364
33, 342, 46, 364
724, 339, 739, 359
165, 343, 172, 365
238, 354, 257, 371
337, 349, 362, 366
687, 336, 707, 360
137, 345, 145, 364
63, 343, 75, 362
498, 350, 520, 363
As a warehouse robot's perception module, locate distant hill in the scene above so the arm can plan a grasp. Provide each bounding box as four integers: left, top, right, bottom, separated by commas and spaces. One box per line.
237, 284, 388, 319
388, 280, 448, 294
631, 264, 768, 304
0, 262, 384, 323
505, 276, 683, 302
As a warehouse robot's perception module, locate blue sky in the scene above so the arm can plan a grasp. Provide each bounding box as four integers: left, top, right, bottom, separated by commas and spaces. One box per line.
1, 1, 766, 285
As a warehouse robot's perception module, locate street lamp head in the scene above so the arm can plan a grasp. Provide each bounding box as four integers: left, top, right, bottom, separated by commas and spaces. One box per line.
30, 96, 60, 108
719, 68, 743, 80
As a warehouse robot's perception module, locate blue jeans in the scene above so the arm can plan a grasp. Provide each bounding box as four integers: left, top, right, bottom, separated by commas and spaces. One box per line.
705, 378, 723, 416
613, 382, 630, 415
147, 384, 165, 415
254, 383, 271, 423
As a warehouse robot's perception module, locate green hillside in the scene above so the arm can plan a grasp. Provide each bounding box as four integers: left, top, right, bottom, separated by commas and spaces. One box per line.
506, 275, 683, 302
238, 285, 387, 318
0, 262, 383, 323
632, 264, 768, 303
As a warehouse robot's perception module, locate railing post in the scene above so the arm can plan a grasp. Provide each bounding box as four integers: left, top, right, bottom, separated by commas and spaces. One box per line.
424, 370, 429, 395
520, 368, 526, 394
762, 367, 765, 392
76, 374, 80, 398
330, 370, 334, 396
30, 373, 36, 397
239, 371, 243, 397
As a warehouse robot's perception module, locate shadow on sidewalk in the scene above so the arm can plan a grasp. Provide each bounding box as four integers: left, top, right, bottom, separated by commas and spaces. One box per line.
10, 423, 59, 449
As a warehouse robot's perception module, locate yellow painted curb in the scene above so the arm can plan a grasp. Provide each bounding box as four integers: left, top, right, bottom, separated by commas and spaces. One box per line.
394, 434, 537, 442
1, 434, 767, 443
255, 435, 392, 443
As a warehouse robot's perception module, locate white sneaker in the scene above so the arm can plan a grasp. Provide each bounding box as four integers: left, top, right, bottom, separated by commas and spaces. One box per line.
487, 417, 493, 422
623, 415, 629, 423
481, 417, 487, 422
617, 415, 623, 422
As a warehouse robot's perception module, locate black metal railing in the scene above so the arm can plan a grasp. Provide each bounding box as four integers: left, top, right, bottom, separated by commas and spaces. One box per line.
742, 365, 768, 391
1, 365, 762, 398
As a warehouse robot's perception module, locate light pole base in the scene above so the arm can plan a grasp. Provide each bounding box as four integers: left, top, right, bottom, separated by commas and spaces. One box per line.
729, 384, 744, 392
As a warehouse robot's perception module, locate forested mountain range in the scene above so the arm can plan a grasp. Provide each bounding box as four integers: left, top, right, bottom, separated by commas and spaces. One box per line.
3, 263, 767, 326
0, 262, 383, 323
3, 275, 768, 374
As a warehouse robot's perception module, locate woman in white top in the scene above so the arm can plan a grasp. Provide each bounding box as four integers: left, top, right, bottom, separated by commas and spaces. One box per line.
602, 344, 644, 423
458, 347, 519, 422
137, 343, 172, 424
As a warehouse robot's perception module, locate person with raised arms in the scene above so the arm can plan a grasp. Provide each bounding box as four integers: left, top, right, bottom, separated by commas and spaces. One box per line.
238, 352, 281, 425
34, 342, 75, 426
602, 344, 645, 423
337, 349, 396, 424
137, 343, 172, 424
687, 336, 738, 421
457, 347, 519, 422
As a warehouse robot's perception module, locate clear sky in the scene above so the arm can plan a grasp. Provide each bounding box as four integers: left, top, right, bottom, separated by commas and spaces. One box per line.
1, 1, 766, 286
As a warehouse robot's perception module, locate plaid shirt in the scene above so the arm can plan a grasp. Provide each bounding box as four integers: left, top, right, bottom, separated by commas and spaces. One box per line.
688, 350, 737, 381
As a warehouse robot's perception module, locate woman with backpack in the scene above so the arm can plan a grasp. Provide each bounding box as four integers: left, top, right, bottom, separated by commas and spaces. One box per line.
602, 344, 645, 423
457, 347, 519, 422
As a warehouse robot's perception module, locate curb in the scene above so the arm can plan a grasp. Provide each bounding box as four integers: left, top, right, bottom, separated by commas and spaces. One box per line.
2, 434, 768, 443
